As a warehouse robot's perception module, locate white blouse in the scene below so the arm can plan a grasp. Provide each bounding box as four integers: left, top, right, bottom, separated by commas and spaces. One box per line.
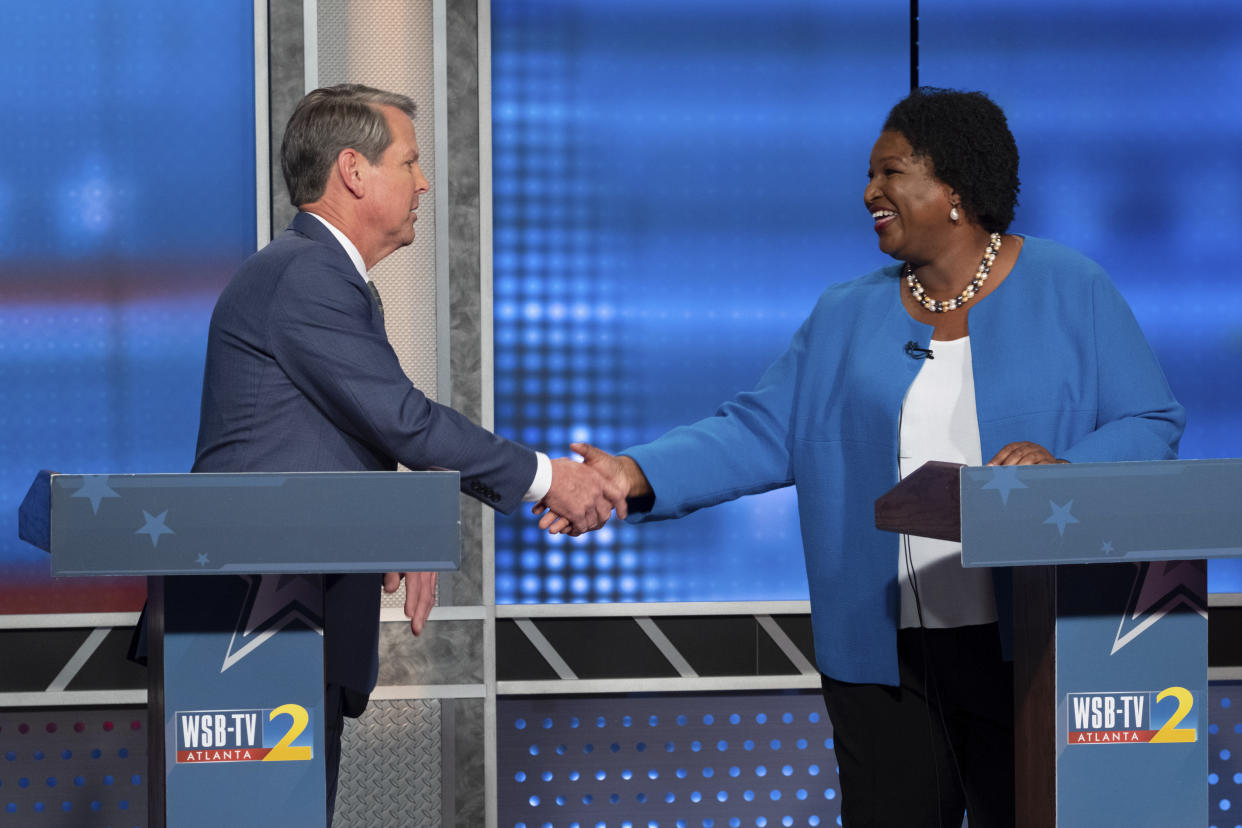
897, 336, 997, 629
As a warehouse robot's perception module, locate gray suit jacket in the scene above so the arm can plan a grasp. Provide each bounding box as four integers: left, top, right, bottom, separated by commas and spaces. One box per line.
192, 211, 535, 694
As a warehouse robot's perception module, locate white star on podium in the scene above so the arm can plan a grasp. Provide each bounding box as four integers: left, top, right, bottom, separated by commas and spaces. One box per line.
981, 467, 1027, 505
135, 510, 174, 548
1043, 500, 1079, 536
221, 574, 324, 672
1111, 559, 1207, 655
73, 476, 120, 514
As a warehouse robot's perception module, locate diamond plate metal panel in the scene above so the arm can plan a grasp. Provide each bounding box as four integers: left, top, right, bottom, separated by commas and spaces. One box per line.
380, 577, 440, 611
317, 0, 439, 402
335, 699, 442, 828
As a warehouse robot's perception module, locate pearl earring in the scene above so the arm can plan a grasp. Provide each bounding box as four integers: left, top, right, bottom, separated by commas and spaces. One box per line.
950, 207, 960, 222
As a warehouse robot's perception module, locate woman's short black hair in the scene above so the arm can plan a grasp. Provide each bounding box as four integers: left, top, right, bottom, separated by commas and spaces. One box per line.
883, 87, 1020, 234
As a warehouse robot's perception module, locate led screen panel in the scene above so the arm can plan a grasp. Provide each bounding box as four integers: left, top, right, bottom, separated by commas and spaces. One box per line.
920, 0, 1242, 592
492, 0, 909, 603
494, 0, 1242, 603
0, 1, 257, 613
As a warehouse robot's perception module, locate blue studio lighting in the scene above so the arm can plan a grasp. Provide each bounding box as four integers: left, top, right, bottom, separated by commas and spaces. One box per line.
492, 0, 1242, 603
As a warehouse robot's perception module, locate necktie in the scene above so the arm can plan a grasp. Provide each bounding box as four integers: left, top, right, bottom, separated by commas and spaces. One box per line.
367, 280, 385, 325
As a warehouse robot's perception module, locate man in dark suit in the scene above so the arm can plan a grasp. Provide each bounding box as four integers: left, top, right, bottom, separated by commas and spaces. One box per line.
192, 84, 624, 821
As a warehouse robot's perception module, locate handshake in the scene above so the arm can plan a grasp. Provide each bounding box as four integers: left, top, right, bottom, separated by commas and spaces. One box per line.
531, 442, 652, 536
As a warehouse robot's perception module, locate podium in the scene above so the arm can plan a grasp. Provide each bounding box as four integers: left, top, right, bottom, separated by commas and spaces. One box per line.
19, 470, 461, 828
876, 459, 1236, 827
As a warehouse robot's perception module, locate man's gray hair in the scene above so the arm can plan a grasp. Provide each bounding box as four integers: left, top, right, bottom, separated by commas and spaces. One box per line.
281, 84, 417, 207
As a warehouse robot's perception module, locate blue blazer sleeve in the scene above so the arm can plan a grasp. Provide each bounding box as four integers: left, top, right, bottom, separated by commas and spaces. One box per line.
623, 306, 810, 519
1057, 273, 1184, 463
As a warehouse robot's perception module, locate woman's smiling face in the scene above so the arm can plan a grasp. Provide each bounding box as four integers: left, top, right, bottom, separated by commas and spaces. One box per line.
864, 130, 956, 264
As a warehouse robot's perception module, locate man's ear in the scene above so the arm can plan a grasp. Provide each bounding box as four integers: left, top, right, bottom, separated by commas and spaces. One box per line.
337, 148, 366, 199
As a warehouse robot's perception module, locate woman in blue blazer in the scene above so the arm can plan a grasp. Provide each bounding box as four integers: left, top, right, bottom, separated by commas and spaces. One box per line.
555, 88, 1184, 827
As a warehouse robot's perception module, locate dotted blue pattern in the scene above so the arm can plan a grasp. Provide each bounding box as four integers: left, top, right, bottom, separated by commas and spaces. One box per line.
490, 0, 908, 605
501, 684, 1242, 827
0, 0, 256, 606
490, 0, 1242, 603
0, 709, 147, 827
918, 3, 1242, 593
491, 0, 1242, 603
1209, 683, 1242, 828
498, 694, 841, 827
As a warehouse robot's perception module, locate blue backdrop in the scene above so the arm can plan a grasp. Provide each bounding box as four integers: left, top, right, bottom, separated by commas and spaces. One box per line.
491, 0, 1242, 603
0, 1, 256, 612
2, 1, 1240, 613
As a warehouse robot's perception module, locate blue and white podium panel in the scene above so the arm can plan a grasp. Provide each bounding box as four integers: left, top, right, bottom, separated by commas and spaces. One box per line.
47, 472, 461, 575
161, 575, 327, 827
1052, 564, 1206, 827
962, 459, 1242, 568
962, 460, 1217, 827
21, 470, 461, 828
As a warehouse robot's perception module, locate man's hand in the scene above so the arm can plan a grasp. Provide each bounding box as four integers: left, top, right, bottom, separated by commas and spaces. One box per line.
986, 441, 1067, 466
533, 453, 628, 536
383, 571, 437, 635
534, 443, 652, 535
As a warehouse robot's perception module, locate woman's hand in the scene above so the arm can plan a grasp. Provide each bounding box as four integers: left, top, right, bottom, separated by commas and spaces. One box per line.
533, 443, 652, 535
571, 442, 651, 499
986, 441, 1067, 466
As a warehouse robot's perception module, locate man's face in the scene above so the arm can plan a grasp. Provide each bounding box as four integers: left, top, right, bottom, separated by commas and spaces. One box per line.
359, 105, 430, 262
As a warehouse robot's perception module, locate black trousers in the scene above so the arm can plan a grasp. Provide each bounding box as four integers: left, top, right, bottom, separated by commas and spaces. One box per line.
324, 683, 370, 828
820, 623, 1015, 828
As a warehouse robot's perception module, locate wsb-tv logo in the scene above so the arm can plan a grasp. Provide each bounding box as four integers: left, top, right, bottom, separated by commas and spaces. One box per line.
1066, 687, 1197, 745
175, 704, 314, 763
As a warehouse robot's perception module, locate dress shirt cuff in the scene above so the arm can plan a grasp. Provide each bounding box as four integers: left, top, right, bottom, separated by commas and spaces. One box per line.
523, 451, 552, 502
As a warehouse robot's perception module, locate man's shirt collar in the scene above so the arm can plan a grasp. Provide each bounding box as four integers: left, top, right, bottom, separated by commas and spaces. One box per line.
306, 212, 369, 282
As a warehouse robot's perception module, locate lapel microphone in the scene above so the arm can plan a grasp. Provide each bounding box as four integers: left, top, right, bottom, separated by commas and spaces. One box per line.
904, 341, 934, 360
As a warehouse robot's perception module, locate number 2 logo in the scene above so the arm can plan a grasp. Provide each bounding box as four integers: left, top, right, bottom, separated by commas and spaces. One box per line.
1149, 686, 1196, 744
264, 703, 313, 761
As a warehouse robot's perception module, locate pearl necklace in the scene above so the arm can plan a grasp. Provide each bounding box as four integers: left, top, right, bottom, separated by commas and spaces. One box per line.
904, 232, 1002, 313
